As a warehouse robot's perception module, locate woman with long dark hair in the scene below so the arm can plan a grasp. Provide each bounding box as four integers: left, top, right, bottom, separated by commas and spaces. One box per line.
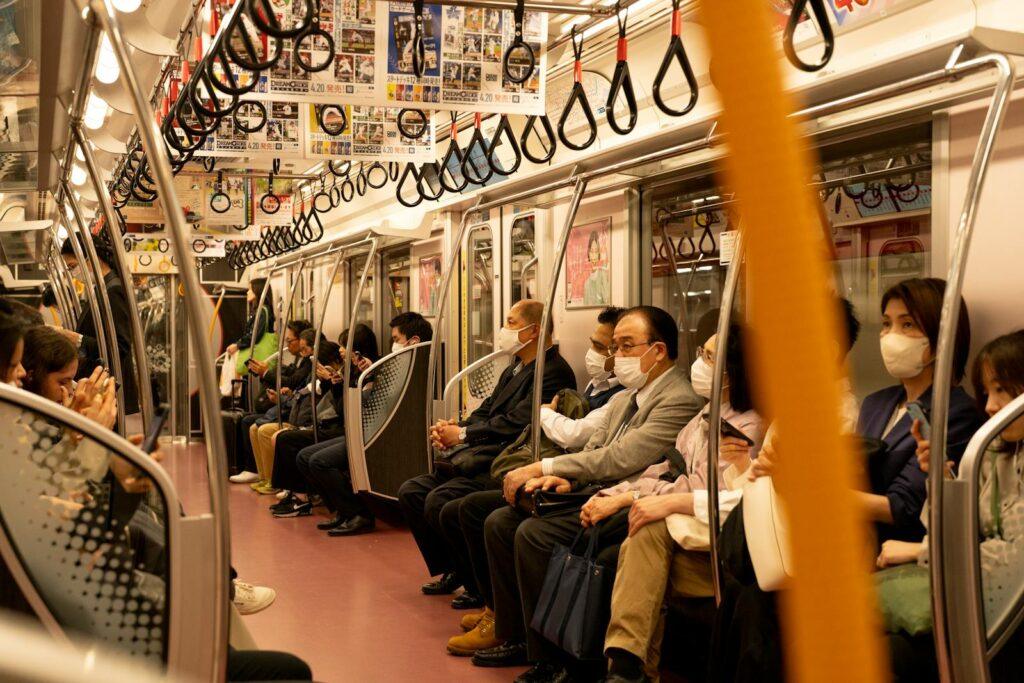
227, 277, 276, 356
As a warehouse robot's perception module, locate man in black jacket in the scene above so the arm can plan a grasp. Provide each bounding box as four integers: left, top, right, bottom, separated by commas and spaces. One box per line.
398, 300, 575, 604
60, 234, 138, 414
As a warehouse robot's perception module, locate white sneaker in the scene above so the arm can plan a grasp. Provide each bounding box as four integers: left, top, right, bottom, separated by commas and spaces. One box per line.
229, 471, 259, 484
275, 489, 290, 500
232, 580, 276, 615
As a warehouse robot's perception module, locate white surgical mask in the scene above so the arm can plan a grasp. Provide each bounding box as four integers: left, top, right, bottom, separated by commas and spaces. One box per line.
391, 342, 405, 355
585, 348, 612, 382
880, 333, 932, 379
614, 346, 655, 390
496, 324, 534, 354
690, 356, 714, 399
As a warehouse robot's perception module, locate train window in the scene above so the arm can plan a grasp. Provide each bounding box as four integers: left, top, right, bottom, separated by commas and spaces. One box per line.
466, 225, 495, 366
383, 247, 411, 322
510, 214, 536, 301
137, 277, 171, 408
349, 254, 376, 330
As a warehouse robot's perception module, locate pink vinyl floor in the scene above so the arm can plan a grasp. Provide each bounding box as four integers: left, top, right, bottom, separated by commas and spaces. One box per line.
165, 441, 525, 683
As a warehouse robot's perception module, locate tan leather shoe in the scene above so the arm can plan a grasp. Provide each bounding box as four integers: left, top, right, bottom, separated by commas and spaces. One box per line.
461, 609, 487, 632
447, 609, 500, 656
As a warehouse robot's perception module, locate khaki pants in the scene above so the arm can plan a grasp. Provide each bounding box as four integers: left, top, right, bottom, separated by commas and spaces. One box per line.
604, 518, 714, 679
249, 421, 293, 482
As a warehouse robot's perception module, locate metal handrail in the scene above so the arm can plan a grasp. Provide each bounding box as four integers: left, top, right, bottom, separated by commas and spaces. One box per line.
90, 2, 231, 679
928, 51, 1015, 683
530, 179, 587, 460
60, 184, 125, 434
359, 342, 432, 451
276, 265, 306, 430
309, 245, 351, 442
706, 231, 744, 605
341, 237, 380, 409
441, 349, 510, 418
52, 212, 109, 371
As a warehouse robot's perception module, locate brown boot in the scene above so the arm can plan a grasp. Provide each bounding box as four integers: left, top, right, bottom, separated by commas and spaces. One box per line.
461, 609, 488, 632
447, 608, 500, 656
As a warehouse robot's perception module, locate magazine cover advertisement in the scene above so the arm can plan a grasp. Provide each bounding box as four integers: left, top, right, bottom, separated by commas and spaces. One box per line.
305, 104, 436, 161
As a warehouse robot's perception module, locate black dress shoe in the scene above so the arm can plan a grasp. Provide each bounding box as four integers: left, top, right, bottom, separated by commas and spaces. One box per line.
451, 591, 484, 610
471, 640, 527, 668
421, 572, 459, 595
327, 515, 375, 536
316, 513, 346, 531
514, 662, 570, 683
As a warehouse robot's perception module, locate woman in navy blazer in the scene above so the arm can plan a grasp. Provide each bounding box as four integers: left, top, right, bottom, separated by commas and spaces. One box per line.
857, 278, 984, 545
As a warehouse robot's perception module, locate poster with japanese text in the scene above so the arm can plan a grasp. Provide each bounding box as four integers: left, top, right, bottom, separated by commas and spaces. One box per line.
304, 104, 435, 162
191, 101, 304, 158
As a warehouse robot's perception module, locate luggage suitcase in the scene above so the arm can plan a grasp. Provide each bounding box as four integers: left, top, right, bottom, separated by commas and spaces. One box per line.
221, 409, 245, 475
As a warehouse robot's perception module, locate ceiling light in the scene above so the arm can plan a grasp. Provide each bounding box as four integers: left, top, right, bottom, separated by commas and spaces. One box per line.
71, 165, 88, 186
83, 93, 108, 129
111, 0, 142, 13
75, 145, 85, 162
94, 35, 120, 84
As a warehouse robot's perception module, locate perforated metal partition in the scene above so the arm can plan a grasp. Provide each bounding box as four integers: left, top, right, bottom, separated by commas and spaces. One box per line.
442, 350, 510, 420
0, 384, 218, 680
348, 342, 432, 499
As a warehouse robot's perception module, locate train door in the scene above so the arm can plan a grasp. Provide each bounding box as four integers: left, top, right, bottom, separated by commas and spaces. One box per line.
463, 216, 501, 369
348, 252, 378, 333
381, 244, 412, 339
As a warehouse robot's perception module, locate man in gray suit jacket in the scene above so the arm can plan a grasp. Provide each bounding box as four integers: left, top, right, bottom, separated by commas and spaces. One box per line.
472, 306, 703, 675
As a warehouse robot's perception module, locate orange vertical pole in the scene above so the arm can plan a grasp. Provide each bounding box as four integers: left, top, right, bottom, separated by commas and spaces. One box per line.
696, 2, 888, 682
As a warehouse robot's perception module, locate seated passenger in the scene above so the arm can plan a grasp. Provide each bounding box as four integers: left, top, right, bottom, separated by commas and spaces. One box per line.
230, 319, 313, 485
280, 313, 433, 533
475, 306, 702, 674
599, 324, 762, 682
0, 304, 27, 386
269, 324, 379, 508
876, 330, 1024, 681
397, 299, 575, 602
249, 336, 341, 495
857, 278, 983, 545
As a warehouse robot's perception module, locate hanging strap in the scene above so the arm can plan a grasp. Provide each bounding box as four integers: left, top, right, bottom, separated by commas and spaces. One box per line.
557, 27, 597, 152
652, 0, 699, 118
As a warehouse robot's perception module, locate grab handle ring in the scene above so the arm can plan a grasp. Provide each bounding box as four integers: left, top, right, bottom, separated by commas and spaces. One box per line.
606, 2, 637, 136
783, 0, 835, 73
520, 115, 556, 164
652, 0, 699, 118
557, 27, 597, 152
502, 0, 535, 85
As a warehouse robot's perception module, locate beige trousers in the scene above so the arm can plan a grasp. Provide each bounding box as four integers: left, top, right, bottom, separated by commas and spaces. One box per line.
249, 421, 293, 482
604, 518, 714, 679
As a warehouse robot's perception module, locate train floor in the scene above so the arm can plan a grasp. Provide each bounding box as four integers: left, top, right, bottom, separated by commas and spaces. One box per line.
165, 440, 525, 683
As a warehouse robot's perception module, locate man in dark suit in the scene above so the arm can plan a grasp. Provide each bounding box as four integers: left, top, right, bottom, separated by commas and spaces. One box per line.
398, 300, 575, 603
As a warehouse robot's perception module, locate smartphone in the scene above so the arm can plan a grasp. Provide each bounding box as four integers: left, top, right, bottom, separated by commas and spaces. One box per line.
906, 402, 931, 440
139, 404, 170, 454
702, 413, 754, 446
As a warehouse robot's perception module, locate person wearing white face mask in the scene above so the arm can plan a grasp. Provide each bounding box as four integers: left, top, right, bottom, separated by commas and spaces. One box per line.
387, 311, 433, 355
538, 307, 628, 452
397, 300, 575, 605
480, 306, 702, 674
855, 278, 983, 546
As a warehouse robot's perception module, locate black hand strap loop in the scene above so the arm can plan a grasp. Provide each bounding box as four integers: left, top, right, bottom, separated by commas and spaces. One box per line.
388, 161, 400, 182
487, 114, 522, 176
652, 0, 699, 118
260, 171, 281, 214
439, 114, 467, 193
502, 0, 535, 85
606, 2, 637, 136
366, 161, 389, 189
355, 163, 368, 196
294, 0, 335, 72
207, 44, 259, 97
783, 0, 834, 72
313, 174, 333, 213
461, 112, 493, 185
411, 0, 427, 78
417, 162, 445, 201
328, 159, 351, 178
210, 171, 232, 214
557, 27, 597, 152
698, 223, 716, 255
397, 108, 429, 139
233, 100, 268, 133
203, 156, 216, 173
316, 104, 347, 136
225, 11, 283, 71
520, 115, 556, 164
396, 163, 424, 208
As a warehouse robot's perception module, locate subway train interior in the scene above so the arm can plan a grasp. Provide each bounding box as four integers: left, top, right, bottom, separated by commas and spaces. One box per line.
4, 0, 1024, 681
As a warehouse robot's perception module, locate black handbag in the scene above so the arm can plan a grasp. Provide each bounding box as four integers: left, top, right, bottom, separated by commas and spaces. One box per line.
530, 523, 608, 660
514, 484, 602, 518
433, 442, 502, 478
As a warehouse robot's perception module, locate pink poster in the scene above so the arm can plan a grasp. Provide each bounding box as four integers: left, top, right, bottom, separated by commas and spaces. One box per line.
565, 217, 611, 308
419, 254, 442, 316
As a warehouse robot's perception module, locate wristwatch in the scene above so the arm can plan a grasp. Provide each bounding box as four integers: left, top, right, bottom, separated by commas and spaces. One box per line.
458, 427, 468, 443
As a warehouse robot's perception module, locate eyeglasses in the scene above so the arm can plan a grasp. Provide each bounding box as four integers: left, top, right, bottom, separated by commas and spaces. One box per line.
609, 339, 656, 355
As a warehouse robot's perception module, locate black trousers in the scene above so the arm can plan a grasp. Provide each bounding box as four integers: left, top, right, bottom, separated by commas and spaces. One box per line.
438, 483, 502, 599
397, 471, 494, 583
272, 423, 344, 491
485, 506, 628, 661
295, 436, 371, 519
457, 489, 508, 608
227, 647, 312, 681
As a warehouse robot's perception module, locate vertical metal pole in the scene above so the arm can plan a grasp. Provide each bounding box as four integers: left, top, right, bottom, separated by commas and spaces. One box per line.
168, 274, 179, 439
73, 126, 155, 431
52, 216, 109, 368
44, 233, 77, 328
426, 204, 482, 462
74, 125, 153, 430
706, 231, 744, 606
311, 247, 350, 442
530, 180, 588, 461
342, 239, 379, 397
277, 265, 305, 429
246, 263, 278, 412
927, 53, 1014, 683
658, 219, 696, 367
90, 2, 230, 678
61, 186, 125, 434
